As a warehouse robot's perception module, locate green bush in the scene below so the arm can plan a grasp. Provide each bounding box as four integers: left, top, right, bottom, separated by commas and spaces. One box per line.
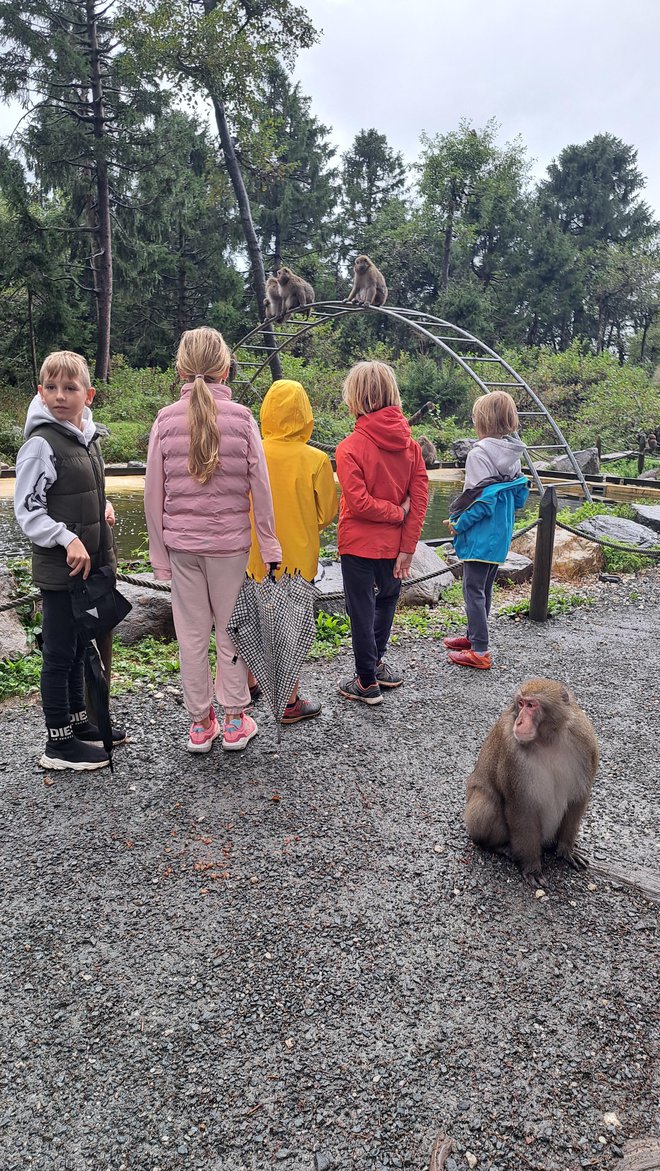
95, 355, 176, 422
0, 419, 24, 463
99, 421, 150, 463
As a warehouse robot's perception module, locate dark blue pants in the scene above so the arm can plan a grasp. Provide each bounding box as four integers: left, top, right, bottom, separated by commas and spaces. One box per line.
341, 555, 401, 686
462, 561, 498, 653
40, 589, 86, 730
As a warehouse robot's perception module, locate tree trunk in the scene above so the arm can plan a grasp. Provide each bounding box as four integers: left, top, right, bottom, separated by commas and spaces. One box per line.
27, 287, 38, 392
210, 94, 282, 381
86, 0, 112, 384
440, 212, 453, 293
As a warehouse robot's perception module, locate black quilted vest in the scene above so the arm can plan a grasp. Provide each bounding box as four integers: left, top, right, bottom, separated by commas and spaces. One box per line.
29, 422, 116, 590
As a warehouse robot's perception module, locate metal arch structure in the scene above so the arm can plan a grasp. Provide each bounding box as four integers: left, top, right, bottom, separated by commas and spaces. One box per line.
232, 301, 593, 502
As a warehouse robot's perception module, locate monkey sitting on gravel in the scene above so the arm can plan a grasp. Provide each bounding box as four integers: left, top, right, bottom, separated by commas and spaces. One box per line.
464, 679, 599, 888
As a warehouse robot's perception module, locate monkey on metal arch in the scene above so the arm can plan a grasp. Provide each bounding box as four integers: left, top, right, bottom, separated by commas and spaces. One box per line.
464, 679, 599, 889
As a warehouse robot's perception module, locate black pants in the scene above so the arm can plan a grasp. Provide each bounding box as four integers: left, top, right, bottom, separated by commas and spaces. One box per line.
462, 561, 498, 653
341, 555, 401, 686
40, 589, 86, 730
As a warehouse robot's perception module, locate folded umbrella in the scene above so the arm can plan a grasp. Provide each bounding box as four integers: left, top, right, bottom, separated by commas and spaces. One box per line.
227, 572, 318, 742
83, 640, 115, 771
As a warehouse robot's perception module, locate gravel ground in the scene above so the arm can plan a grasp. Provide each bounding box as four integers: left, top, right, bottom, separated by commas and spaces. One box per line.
1, 570, 659, 1171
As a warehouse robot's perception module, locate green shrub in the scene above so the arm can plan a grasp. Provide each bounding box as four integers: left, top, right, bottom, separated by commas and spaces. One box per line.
99, 421, 150, 463
0, 419, 24, 463
95, 355, 176, 422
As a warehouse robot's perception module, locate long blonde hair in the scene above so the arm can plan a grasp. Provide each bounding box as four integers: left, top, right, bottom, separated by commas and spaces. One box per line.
342, 360, 402, 417
176, 327, 231, 484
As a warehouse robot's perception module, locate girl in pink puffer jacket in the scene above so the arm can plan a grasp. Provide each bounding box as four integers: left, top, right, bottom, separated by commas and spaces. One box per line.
145, 327, 281, 753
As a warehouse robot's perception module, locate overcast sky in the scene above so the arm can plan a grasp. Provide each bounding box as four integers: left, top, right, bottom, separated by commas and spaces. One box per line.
1, 0, 657, 213
294, 0, 660, 213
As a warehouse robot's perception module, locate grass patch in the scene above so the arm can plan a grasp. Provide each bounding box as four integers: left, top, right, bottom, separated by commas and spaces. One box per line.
309, 610, 351, 660
496, 586, 595, 619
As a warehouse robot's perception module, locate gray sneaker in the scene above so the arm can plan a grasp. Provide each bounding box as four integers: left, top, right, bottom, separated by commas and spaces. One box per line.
338, 677, 383, 706
376, 660, 403, 689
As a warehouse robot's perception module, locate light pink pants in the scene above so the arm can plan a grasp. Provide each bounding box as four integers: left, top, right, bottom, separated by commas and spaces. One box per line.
169, 551, 250, 721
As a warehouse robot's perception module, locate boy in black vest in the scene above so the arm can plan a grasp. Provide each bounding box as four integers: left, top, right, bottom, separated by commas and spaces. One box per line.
14, 351, 123, 770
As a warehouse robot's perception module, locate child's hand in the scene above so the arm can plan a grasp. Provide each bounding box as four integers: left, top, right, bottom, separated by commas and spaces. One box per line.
105, 500, 116, 527
67, 537, 92, 579
393, 551, 413, 580
443, 519, 456, 536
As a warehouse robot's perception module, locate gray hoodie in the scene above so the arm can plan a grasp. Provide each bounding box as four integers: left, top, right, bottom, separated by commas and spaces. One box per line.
13, 395, 99, 550
464, 435, 526, 490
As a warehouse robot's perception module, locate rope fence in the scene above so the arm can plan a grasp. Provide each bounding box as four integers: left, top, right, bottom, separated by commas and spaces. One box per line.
2, 515, 659, 619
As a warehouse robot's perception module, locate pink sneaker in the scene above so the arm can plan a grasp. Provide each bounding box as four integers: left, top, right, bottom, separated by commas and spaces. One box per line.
187, 706, 220, 753
222, 712, 258, 751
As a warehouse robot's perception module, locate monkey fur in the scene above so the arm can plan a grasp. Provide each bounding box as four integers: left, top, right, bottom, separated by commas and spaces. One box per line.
263, 275, 284, 322
273, 266, 315, 320
418, 435, 438, 468
464, 679, 599, 888
347, 254, 388, 307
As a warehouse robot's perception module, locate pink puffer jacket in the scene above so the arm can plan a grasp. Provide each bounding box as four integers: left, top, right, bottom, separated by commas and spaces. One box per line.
144, 382, 281, 579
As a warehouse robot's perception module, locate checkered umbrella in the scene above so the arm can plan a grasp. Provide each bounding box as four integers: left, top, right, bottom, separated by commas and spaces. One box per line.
227, 573, 318, 742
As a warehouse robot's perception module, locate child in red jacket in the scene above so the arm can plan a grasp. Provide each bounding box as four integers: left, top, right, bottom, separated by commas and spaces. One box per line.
336, 361, 428, 705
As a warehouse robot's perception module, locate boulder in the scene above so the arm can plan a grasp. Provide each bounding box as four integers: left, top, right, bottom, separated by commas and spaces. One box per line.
399, 542, 455, 607
511, 526, 604, 580
546, 447, 600, 476
576, 514, 660, 550
0, 565, 30, 660
630, 503, 660, 532
314, 561, 346, 616
114, 576, 176, 645
495, 551, 533, 585
450, 438, 476, 464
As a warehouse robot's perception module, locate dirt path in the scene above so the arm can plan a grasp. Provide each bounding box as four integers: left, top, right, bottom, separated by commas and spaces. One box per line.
1, 571, 658, 1171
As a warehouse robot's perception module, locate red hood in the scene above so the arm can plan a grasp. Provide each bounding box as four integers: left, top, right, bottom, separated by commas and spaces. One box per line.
355, 406, 412, 452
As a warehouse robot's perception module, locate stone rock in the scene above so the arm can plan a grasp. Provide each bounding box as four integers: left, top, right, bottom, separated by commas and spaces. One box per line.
546, 447, 600, 476
512, 526, 604, 580
577, 514, 660, 549
400, 542, 454, 607
0, 565, 30, 660
630, 504, 660, 531
314, 561, 346, 616
495, 551, 533, 585
450, 438, 476, 464
637, 466, 659, 480
114, 576, 175, 645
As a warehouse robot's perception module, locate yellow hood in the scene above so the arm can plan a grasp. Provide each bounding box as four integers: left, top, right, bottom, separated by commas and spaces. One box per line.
260, 379, 314, 442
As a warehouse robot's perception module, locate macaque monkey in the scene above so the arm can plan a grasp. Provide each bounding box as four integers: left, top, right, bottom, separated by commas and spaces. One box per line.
264, 275, 284, 322
347, 254, 388, 307
275, 266, 315, 319
418, 435, 438, 468
464, 679, 599, 888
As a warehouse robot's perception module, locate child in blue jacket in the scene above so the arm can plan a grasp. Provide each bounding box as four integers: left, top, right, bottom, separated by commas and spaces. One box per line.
444, 392, 529, 669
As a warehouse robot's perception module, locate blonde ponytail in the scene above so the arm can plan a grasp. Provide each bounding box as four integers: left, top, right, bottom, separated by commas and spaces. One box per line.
175, 327, 231, 484
188, 376, 220, 484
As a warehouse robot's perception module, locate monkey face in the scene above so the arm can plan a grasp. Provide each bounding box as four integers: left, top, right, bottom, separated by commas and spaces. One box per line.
355, 256, 369, 273
512, 695, 541, 743
277, 268, 291, 284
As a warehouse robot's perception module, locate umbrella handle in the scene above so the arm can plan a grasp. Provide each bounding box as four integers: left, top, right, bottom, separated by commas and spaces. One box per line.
268, 562, 279, 581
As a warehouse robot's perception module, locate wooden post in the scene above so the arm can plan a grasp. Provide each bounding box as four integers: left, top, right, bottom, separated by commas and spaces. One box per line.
529, 486, 557, 622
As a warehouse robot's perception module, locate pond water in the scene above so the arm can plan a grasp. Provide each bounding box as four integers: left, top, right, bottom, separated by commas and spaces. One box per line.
0, 480, 466, 562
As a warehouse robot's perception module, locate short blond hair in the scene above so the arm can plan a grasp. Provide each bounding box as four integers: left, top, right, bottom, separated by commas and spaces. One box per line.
342, 360, 402, 416
472, 391, 519, 439
40, 350, 92, 389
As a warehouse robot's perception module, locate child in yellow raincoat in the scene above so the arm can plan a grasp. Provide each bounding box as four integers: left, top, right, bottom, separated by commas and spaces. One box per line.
248, 379, 338, 723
